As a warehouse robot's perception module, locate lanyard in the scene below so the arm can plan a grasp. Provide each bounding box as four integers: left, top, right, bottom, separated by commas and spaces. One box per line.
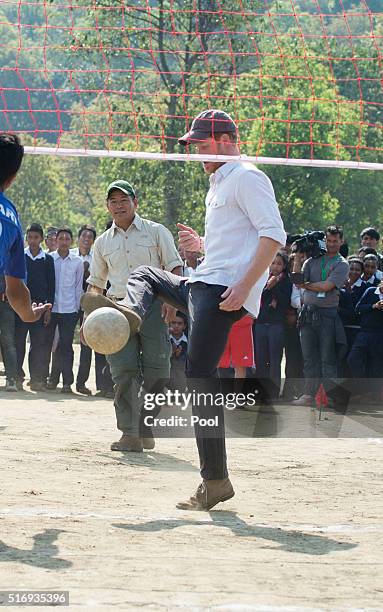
321, 255, 339, 281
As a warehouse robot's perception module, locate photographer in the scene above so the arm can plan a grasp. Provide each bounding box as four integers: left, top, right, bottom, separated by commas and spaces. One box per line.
291, 226, 349, 406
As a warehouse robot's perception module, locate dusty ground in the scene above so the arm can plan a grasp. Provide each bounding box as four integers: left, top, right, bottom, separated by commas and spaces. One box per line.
0, 346, 382, 611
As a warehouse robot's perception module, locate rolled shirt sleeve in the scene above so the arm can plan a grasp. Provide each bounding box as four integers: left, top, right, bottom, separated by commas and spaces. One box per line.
87, 238, 109, 290
236, 169, 286, 247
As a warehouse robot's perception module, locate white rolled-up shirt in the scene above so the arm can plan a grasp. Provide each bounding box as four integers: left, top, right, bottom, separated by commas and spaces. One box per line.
188, 161, 286, 316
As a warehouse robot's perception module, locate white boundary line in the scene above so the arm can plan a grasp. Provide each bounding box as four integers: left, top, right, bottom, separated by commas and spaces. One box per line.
0, 508, 382, 532
24, 146, 383, 171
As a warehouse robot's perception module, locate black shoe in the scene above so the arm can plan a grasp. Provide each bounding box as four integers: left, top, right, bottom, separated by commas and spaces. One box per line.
61, 385, 73, 394
30, 381, 47, 392
76, 385, 92, 396
46, 381, 58, 391
5, 379, 18, 392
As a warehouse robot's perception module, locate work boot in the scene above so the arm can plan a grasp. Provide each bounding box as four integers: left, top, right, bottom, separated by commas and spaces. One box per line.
110, 434, 143, 452
80, 293, 141, 336
176, 478, 235, 511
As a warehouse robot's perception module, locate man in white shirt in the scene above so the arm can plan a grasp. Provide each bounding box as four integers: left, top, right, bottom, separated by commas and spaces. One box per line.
82, 109, 286, 510
47, 227, 83, 393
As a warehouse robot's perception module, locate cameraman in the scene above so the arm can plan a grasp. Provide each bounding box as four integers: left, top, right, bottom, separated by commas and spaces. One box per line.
292, 226, 349, 406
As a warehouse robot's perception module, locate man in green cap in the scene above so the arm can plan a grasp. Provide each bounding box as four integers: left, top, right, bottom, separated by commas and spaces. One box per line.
85, 180, 183, 451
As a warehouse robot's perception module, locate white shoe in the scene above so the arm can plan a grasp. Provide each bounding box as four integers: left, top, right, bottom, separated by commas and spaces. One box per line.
292, 394, 314, 406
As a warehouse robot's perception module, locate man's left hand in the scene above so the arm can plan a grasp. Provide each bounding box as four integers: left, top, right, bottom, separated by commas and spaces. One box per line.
161, 303, 177, 324
219, 282, 249, 311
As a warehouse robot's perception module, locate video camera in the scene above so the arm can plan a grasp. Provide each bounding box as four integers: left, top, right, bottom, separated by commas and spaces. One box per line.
291, 231, 327, 259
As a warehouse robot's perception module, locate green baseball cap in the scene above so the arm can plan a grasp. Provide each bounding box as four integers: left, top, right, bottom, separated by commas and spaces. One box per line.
106, 180, 136, 199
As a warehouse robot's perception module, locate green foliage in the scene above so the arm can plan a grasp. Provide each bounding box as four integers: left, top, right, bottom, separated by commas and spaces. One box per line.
1, 0, 382, 246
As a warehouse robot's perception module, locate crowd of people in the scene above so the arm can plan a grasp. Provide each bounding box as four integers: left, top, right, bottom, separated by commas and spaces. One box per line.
0, 223, 114, 397
1, 222, 382, 408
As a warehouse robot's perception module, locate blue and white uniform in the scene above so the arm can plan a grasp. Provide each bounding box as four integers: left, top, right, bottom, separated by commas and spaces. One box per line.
0, 191, 26, 279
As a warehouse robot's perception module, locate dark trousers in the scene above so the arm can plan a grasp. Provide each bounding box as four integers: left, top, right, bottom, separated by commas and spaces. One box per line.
283, 325, 304, 399
255, 323, 285, 398
122, 265, 246, 480
76, 311, 113, 390
77, 344, 113, 390
47, 313, 78, 386
0, 300, 17, 381
348, 331, 383, 390
300, 311, 338, 396
15, 316, 51, 383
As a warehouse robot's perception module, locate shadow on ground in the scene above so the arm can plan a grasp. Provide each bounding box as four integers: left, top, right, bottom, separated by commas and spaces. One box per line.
113, 510, 357, 556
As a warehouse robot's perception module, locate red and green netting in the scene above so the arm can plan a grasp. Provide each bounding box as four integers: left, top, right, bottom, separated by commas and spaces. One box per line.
0, 0, 382, 169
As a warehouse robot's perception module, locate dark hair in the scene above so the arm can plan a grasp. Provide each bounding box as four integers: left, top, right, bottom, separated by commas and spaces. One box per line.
363, 254, 379, 265
56, 227, 73, 240
45, 226, 58, 237
105, 219, 113, 230
348, 257, 364, 271
326, 225, 343, 239
275, 250, 289, 271
78, 224, 96, 241
175, 311, 188, 325
358, 246, 377, 257
26, 223, 44, 238
0, 133, 24, 188
360, 226, 380, 241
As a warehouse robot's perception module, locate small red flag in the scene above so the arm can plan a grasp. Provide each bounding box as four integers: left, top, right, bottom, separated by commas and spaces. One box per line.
315, 384, 328, 407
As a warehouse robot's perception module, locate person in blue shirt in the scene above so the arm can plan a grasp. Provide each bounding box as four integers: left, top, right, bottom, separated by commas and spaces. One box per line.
347, 280, 383, 400
0, 133, 51, 322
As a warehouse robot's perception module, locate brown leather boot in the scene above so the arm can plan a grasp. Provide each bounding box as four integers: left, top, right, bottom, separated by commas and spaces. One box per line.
176, 478, 234, 511
110, 434, 143, 452
142, 437, 155, 450
80, 293, 142, 335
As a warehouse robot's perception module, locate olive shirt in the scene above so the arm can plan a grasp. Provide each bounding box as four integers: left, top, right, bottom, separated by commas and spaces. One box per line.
302, 254, 349, 308
87, 214, 182, 298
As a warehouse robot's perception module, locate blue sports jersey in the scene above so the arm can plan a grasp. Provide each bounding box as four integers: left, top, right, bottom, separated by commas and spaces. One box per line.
0, 191, 26, 280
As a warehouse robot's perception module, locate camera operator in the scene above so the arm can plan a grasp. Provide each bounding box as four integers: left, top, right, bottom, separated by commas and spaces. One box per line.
291, 226, 349, 406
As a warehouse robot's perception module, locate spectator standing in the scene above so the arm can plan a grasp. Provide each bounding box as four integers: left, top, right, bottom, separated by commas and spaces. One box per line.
0, 273, 18, 391
47, 228, 83, 393
15, 224, 55, 391
168, 311, 188, 392
359, 228, 383, 271
338, 258, 366, 355
281, 252, 305, 401
361, 254, 381, 286
292, 226, 349, 407
70, 225, 105, 396
45, 227, 58, 254
347, 280, 383, 400
255, 251, 292, 398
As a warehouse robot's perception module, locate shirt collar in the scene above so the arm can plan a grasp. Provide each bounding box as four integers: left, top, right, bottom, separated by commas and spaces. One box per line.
25, 247, 45, 260
52, 250, 78, 261
170, 333, 188, 345
374, 287, 383, 296
351, 277, 364, 288
209, 161, 240, 186
112, 214, 142, 234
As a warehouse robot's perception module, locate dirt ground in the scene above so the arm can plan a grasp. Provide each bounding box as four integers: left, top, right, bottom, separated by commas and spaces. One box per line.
0, 346, 382, 611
